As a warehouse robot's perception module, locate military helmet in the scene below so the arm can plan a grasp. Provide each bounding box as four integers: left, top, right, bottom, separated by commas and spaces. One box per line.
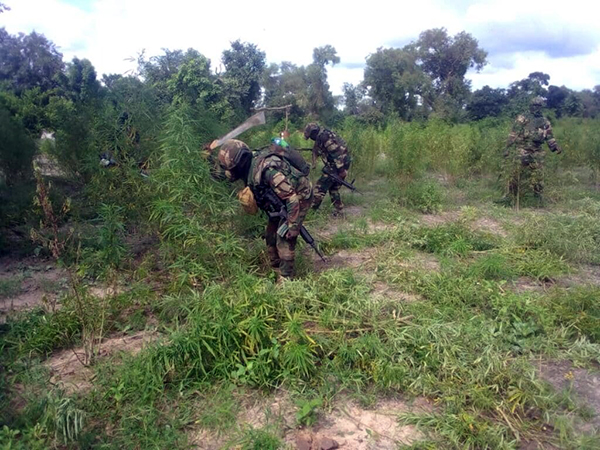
303, 122, 320, 140
529, 96, 546, 113
217, 140, 249, 171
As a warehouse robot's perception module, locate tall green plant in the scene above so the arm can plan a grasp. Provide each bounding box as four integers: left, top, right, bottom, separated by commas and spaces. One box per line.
150, 104, 246, 288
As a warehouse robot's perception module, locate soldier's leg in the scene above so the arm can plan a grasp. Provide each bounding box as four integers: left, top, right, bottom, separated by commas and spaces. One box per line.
530, 153, 545, 199
277, 234, 297, 278
312, 175, 333, 211
329, 182, 343, 214
265, 218, 280, 268
277, 198, 311, 278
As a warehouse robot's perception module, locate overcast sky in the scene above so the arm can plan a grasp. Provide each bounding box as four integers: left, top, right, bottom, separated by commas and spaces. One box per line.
2, 0, 599, 95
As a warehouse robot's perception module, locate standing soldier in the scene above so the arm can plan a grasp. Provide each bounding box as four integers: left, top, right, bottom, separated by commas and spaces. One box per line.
215, 139, 313, 279
503, 96, 562, 204
303, 123, 352, 216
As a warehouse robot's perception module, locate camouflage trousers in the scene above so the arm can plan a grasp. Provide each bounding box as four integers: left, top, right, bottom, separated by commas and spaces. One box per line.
265, 198, 311, 278
312, 172, 345, 212
507, 151, 545, 199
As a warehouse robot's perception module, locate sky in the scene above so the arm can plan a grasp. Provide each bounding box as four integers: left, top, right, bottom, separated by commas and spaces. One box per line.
2, 0, 599, 95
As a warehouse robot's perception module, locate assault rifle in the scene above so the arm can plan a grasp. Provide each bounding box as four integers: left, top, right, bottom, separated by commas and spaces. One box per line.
322, 166, 361, 194
261, 189, 326, 262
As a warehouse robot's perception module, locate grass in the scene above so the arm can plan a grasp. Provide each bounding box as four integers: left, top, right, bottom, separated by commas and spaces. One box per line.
0, 274, 24, 299
2, 117, 600, 448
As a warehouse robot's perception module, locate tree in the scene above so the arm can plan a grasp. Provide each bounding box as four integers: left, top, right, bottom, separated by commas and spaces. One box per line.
546, 85, 570, 117
507, 72, 551, 115
221, 40, 266, 114
409, 28, 487, 120
140, 48, 201, 105
260, 46, 339, 122
466, 86, 508, 120
578, 89, 600, 118
342, 83, 362, 115
363, 47, 431, 120
0, 102, 36, 183
306, 45, 339, 119
61, 58, 102, 104
0, 29, 64, 95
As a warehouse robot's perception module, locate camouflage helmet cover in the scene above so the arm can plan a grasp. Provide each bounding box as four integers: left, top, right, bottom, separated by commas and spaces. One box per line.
303, 122, 320, 140
217, 139, 250, 171
529, 96, 546, 113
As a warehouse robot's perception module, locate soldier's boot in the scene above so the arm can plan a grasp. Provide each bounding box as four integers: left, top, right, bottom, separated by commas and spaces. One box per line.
311, 194, 325, 211
279, 259, 295, 279
330, 187, 344, 217
267, 246, 281, 268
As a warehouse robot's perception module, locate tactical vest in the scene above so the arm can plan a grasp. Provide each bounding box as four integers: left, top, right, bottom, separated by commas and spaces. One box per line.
248, 145, 310, 209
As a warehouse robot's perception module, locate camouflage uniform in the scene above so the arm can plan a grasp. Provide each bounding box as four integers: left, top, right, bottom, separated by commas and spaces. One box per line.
305, 124, 352, 214
216, 140, 312, 278
249, 147, 313, 278
505, 97, 561, 200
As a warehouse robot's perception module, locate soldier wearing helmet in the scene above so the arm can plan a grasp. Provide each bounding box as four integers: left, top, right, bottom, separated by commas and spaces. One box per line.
303, 122, 352, 216
503, 96, 562, 204
216, 139, 312, 279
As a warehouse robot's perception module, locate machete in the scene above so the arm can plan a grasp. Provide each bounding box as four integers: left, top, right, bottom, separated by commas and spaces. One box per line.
209, 111, 266, 150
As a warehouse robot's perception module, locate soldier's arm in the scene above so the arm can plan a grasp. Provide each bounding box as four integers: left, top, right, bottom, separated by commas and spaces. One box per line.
544, 121, 561, 153
311, 141, 319, 169
264, 168, 302, 235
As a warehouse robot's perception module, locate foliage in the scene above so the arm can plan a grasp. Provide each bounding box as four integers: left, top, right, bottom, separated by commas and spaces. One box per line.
0, 102, 36, 182
363, 47, 431, 120
3, 23, 600, 450
467, 86, 508, 121
0, 29, 63, 95
222, 40, 266, 115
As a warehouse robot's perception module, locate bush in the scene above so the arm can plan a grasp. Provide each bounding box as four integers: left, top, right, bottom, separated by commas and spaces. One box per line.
0, 104, 36, 182
398, 179, 445, 213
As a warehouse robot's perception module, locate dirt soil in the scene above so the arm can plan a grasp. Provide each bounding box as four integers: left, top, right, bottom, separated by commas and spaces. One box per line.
189, 393, 432, 450
312, 248, 377, 274
45, 330, 159, 395
0, 256, 67, 322
536, 360, 600, 432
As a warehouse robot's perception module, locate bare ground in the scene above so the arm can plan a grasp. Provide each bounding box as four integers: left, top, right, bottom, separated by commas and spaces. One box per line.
312, 248, 377, 274
418, 211, 508, 238
188, 392, 432, 450
0, 256, 67, 322
536, 360, 600, 433
45, 330, 160, 395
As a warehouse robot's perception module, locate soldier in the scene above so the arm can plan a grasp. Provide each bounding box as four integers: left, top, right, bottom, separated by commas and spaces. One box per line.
303, 123, 352, 216
503, 96, 562, 204
216, 139, 313, 279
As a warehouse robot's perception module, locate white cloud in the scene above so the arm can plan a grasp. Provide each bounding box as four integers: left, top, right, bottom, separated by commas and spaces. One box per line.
2, 0, 599, 95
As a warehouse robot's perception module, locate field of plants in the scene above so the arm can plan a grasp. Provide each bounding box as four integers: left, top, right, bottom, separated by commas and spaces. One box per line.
1, 114, 600, 449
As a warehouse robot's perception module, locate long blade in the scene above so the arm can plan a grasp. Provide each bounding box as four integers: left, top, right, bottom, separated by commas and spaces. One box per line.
209, 111, 266, 149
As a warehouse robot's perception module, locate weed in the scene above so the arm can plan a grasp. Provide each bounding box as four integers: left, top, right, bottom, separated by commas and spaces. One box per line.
0, 275, 24, 300
295, 397, 323, 427
396, 179, 445, 214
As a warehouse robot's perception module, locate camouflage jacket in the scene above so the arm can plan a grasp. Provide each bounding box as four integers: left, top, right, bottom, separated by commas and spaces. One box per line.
507, 113, 560, 155
312, 129, 351, 172
248, 150, 312, 233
